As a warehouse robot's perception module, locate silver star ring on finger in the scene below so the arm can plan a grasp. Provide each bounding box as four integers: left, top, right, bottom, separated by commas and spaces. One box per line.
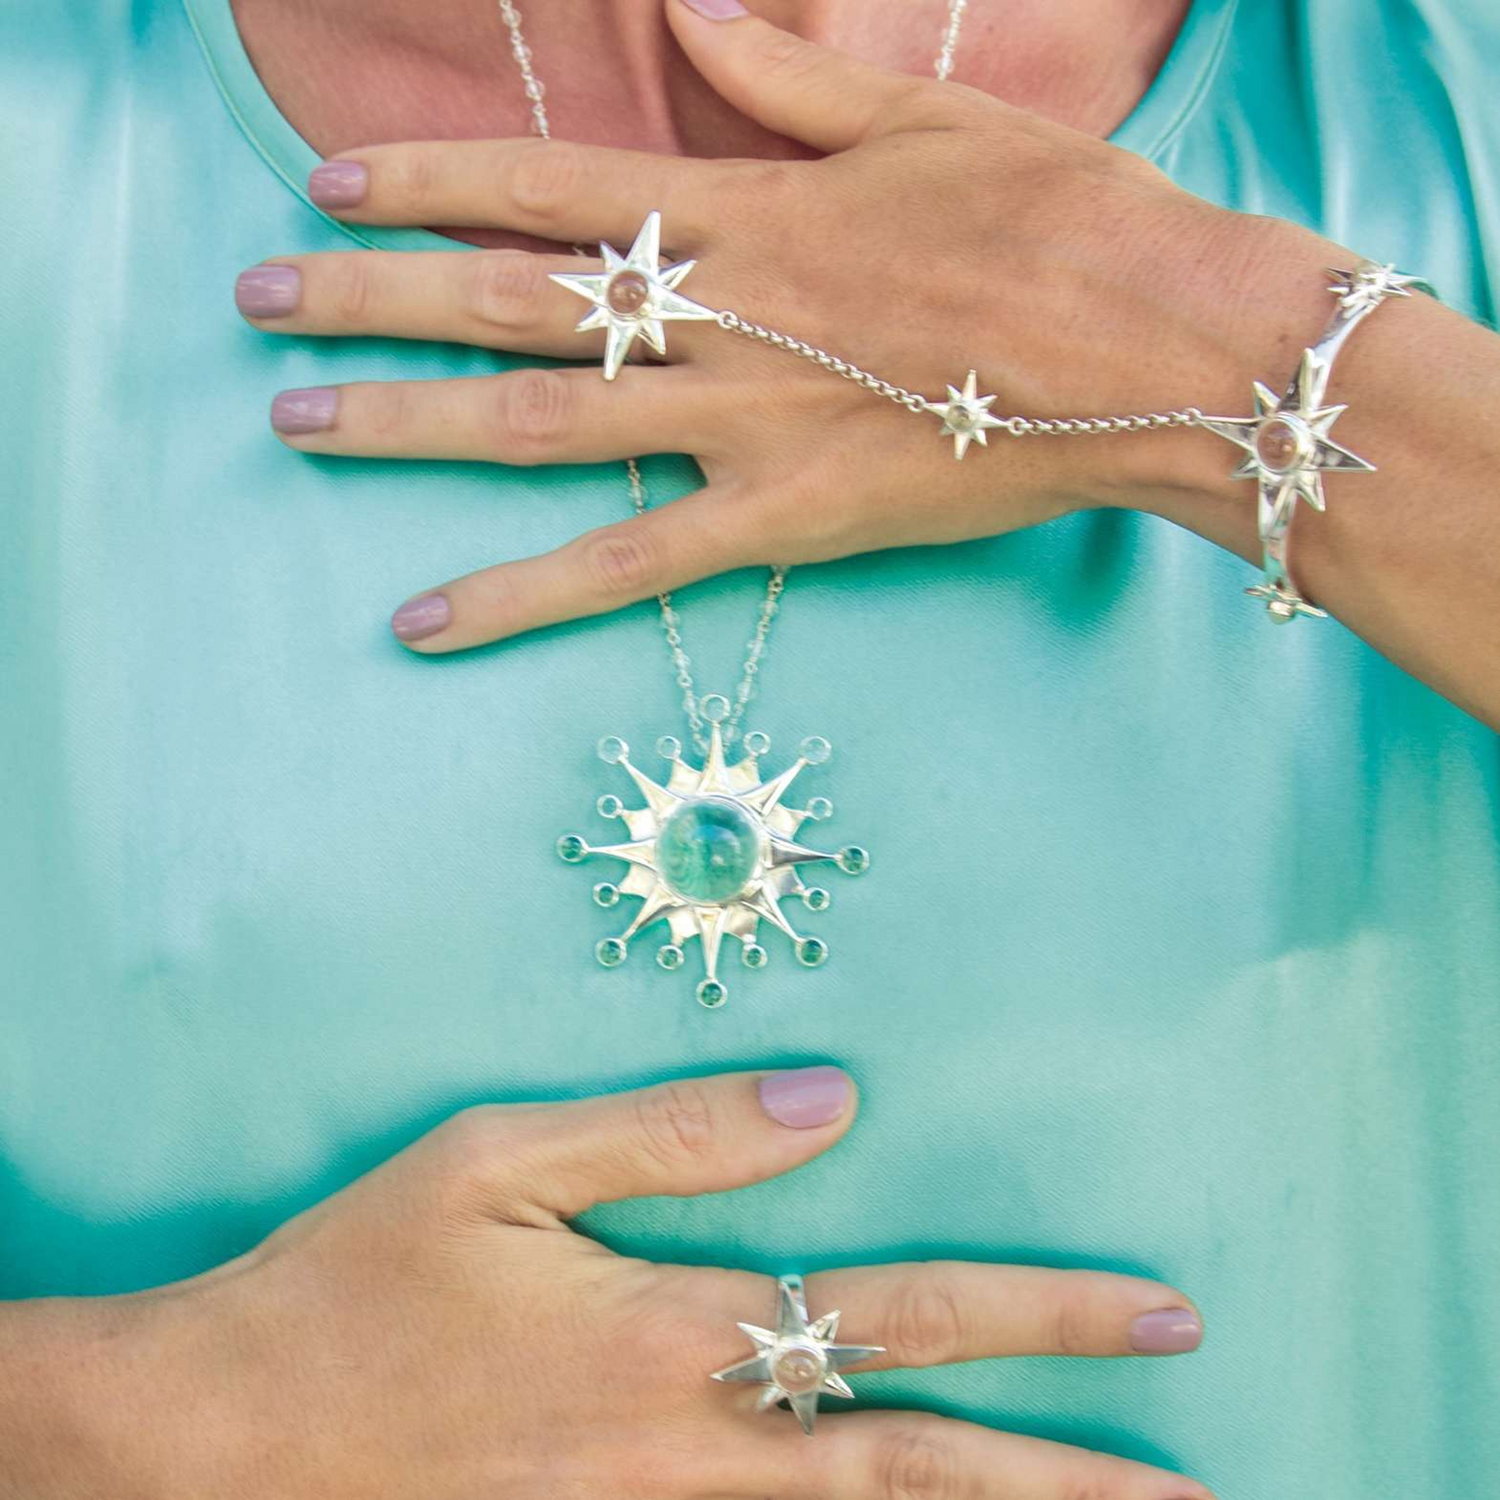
710, 1274, 885, 1436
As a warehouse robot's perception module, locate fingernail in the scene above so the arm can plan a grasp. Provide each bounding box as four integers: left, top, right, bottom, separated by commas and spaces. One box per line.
758, 1066, 850, 1129
1129, 1308, 1203, 1355
308, 160, 369, 209
271, 387, 338, 435
391, 593, 452, 643
235, 264, 301, 318
679, 0, 749, 18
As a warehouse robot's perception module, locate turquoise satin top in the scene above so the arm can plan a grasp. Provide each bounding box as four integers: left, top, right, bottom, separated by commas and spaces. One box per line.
3, 2, 1498, 1493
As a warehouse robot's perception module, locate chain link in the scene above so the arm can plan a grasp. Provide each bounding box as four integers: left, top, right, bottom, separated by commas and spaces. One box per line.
1003, 407, 1204, 435
498, 0, 969, 754
714, 311, 932, 413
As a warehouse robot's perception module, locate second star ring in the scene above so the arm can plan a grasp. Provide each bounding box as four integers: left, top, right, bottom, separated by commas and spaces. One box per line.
710, 1273, 885, 1436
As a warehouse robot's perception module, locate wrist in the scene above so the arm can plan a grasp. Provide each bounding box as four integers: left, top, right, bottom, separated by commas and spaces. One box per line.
1107, 210, 1342, 529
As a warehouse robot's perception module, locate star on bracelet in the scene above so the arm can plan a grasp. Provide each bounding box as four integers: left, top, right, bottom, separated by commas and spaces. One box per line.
1197, 259, 1433, 622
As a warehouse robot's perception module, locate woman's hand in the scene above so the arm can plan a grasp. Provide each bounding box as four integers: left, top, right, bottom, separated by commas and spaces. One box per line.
2, 1067, 1210, 1498
235, 0, 1298, 653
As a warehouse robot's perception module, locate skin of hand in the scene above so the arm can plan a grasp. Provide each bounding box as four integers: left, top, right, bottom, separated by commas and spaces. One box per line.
236, 0, 1500, 725
0, 1068, 1211, 1499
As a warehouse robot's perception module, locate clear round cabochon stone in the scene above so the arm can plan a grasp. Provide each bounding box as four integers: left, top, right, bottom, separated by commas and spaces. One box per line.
657, 798, 762, 904
1255, 417, 1303, 473
771, 1346, 826, 1395
605, 270, 651, 316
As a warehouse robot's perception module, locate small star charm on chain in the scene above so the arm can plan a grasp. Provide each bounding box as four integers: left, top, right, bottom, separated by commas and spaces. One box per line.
711, 1276, 884, 1436
925, 368, 1008, 459
548, 210, 718, 380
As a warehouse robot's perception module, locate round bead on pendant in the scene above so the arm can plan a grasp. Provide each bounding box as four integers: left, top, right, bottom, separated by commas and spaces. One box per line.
657, 797, 763, 904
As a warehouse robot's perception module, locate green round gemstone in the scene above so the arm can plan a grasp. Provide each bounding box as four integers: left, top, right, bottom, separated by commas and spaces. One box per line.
796, 936, 828, 968
696, 979, 728, 1008
656, 797, 763, 904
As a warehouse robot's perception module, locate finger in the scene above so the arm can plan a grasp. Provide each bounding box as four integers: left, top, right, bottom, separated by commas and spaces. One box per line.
804, 1261, 1203, 1368
304, 137, 723, 246
760, 1411, 1214, 1500
269, 366, 722, 466
666, 0, 946, 152
460, 1067, 857, 1220
237, 250, 619, 359
389, 485, 768, 650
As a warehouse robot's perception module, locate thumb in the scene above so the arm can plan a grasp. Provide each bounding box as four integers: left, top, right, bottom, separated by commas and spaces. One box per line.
477, 1066, 856, 1220
665, 0, 934, 152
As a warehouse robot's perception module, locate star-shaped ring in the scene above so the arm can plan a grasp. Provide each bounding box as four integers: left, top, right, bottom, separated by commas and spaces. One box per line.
711, 1274, 884, 1435
548, 210, 719, 380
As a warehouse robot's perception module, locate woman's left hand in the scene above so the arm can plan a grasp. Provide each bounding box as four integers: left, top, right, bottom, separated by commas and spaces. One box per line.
236, 0, 1321, 651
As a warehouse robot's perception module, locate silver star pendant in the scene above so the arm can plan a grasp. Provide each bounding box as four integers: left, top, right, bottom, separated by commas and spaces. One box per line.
925, 368, 1008, 459
711, 1277, 884, 1436
548, 210, 718, 380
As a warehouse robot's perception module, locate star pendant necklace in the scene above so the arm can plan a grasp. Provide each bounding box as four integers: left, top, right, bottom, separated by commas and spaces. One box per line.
498, 0, 972, 1009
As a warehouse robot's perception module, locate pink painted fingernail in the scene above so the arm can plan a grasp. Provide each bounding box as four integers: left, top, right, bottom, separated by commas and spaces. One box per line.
391, 593, 452, 643
1129, 1308, 1203, 1355
679, 0, 749, 18
271, 387, 338, 435
235, 265, 301, 318
308, 160, 369, 209
758, 1067, 851, 1129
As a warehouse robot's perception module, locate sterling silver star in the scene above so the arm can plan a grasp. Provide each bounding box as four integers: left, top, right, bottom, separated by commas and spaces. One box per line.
711, 1277, 884, 1436
548, 210, 718, 379
1327, 263, 1427, 316
1196, 345, 1374, 517
925, 368, 1008, 459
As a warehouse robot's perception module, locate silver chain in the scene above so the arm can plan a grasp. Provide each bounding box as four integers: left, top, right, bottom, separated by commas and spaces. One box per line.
715, 311, 1202, 433
498, 0, 968, 753
715, 310, 932, 412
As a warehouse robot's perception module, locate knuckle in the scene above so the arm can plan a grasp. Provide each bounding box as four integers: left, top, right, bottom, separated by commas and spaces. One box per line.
1048, 1283, 1101, 1358
630, 1080, 718, 1171
429, 1104, 508, 1182
508, 141, 587, 225
888, 1272, 968, 1366
1056, 1471, 1133, 1500
468, 249, 543, 334
384, 150, 437, 207
493, 368, 574, 460
751, 27, 820, 87
577, 524, 659, 600
326, 256, 378, 324
362, 380, 412, 439
876, 1427, 959, 1500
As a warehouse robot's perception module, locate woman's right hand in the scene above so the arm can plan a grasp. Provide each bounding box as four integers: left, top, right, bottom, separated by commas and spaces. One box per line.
3, 1067, 1211, 1498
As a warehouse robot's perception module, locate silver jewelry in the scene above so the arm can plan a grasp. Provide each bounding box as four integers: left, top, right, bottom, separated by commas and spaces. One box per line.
1198, 261, 1434, 622
711, 1274, 885, 1436
557, 696, 868, 1009
572, 218, 1428, 629
549, 210, 716, 380
500, 0, 972, 1006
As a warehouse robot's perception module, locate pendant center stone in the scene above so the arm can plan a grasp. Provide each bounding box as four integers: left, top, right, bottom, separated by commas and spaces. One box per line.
657, 797, 763, 904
